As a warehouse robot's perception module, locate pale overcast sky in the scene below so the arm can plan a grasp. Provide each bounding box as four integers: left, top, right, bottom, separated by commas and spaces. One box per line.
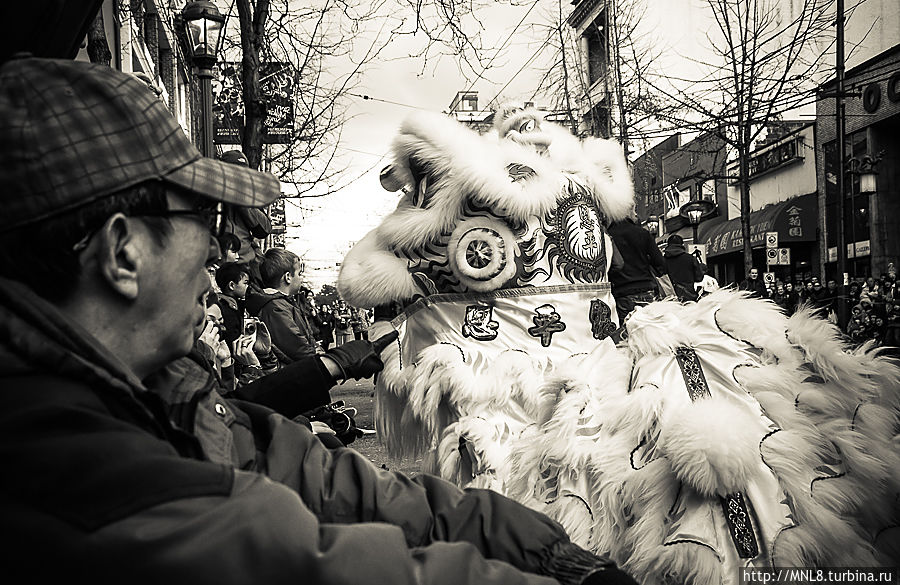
287, 2, 562, 292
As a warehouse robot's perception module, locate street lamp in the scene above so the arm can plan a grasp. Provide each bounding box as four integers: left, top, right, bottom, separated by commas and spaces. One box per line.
181, 1, 226, 157
679, 198, 717, 246
845, 154, 880, 278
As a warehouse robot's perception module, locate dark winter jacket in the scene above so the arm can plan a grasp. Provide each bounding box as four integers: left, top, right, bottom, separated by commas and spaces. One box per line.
663, 243, 704, 302
739, 277, 768, 299
607, 218, 667, 296
216, 293, 245, 349
0, 275, 617, 585
313, 310, 335, 345
246, 289, 318, 364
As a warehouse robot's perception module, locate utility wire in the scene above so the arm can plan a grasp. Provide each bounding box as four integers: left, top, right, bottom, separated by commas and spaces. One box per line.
346, 92, 426, 110
486, 31, 556, 110
460, 0, 541, 97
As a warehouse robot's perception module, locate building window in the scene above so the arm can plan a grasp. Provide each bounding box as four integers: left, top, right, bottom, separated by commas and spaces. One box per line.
586, 12, 608, 87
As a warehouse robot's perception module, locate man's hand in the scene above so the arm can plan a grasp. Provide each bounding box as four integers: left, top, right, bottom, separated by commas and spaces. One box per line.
322, 331, 399, 381
232, 335, 261, 368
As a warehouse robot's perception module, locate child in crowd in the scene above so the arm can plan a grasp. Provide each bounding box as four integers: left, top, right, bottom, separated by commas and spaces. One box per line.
247, 248, 320, 365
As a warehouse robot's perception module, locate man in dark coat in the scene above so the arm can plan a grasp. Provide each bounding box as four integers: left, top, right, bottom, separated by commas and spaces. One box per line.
608, 216, 668, 321
663, 234, 704, 302
739, 267, 768, 299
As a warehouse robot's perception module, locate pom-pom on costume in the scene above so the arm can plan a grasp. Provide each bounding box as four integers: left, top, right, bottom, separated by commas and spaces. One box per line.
338, 108, 900, 582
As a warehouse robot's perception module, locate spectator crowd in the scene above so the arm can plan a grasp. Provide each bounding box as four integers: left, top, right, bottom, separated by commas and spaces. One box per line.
607, 219, 900, 350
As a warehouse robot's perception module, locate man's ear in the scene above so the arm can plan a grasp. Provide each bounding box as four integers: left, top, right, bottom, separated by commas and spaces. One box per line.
95, 214, 142, 300
282, 271, 292, 287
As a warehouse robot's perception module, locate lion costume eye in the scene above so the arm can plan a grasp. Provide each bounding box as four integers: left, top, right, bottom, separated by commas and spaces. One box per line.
519, 119, 536, 133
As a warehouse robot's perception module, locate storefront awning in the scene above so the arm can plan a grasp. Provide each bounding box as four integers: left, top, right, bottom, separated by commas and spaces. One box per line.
699, 192, 818, 258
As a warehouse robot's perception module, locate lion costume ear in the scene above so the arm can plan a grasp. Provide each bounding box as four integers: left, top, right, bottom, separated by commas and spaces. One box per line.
379, 158, 433, 209
407, 156, 430, 208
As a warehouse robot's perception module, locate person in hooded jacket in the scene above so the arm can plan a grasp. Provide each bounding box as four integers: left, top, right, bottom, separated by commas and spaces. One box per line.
663, 234, 704, 302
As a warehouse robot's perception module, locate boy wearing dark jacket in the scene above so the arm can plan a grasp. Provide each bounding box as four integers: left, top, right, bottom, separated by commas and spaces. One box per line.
247, 248, 320, 364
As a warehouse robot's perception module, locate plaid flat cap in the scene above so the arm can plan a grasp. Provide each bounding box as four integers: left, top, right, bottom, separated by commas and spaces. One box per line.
0, 56, 281, 232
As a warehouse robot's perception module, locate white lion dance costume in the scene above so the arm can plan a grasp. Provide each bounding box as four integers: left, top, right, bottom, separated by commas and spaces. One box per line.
338, 108, 900, 582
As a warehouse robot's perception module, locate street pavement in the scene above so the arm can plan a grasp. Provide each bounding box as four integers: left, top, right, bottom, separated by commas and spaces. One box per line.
331, 378, 423, 476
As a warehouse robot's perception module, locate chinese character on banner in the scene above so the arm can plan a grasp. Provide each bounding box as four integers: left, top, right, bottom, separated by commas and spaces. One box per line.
259, 63, 295, 144
214, 62, 296, 145
268, 198, 286, 234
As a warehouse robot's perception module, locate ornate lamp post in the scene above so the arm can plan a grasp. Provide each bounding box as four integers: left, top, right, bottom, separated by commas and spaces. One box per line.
679, 198, 717, 247
845, 155, 879, 276
181, 1, 226, 157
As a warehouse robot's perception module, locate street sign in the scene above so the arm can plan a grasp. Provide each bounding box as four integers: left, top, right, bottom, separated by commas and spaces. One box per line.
763, 272, 776, 285
777, 247, 791, 266
688, 243, 707, 264
766, 248, 778, 265
765, 231, 779, 248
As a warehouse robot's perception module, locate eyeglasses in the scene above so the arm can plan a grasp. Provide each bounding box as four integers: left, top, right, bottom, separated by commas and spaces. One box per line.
72, 201, 225, 252
139, 201, 225, 238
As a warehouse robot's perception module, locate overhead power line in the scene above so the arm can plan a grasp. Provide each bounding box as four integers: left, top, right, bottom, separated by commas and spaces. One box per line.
460, 0, 541, 97
346, 92, 426, 110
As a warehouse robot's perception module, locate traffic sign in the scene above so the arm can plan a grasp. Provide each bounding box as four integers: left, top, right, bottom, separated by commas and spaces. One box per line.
766, 248, 778, 265
765, 231, 779, 248
777, 247, 791, 266
763, 272, 776, 284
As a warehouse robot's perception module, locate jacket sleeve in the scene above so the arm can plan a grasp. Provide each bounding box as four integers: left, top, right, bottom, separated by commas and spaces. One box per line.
86, 469, 562, 585
231, 356, 333, 417
692, 257, 704, 282
645, 233, 667, 277
259, 301, 317, 362
607, 235, 624, 273
230, 404, 585, 580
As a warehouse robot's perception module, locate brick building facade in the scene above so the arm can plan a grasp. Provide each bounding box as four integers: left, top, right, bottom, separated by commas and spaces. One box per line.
817, 45, 900, 281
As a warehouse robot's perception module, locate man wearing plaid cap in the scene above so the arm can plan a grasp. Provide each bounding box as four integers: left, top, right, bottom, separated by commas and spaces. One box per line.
0, 57, 635, 585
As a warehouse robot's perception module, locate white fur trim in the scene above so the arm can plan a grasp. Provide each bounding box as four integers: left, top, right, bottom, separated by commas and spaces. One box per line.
337, 229, 419, 307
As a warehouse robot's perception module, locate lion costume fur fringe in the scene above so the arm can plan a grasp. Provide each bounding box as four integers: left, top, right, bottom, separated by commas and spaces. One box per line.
338, 109, 900, 583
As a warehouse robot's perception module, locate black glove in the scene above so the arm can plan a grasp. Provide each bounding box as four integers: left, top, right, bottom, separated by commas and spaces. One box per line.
543, 543, 638, 585
324, 330, 399, 381
580, 567, 639, 585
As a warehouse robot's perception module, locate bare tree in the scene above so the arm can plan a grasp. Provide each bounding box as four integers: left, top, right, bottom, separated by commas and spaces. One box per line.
224, 0, 395, 199
391, 0, 526, 82
87, 10, 111, 65
517, 0, 673, 157
651, 0, 835, 271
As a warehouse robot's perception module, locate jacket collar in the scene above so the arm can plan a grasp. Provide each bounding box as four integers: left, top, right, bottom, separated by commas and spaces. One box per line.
0, 276, 146, 395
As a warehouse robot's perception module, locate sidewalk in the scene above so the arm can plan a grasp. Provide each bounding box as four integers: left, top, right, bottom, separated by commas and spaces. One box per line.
331, 379, 423, 476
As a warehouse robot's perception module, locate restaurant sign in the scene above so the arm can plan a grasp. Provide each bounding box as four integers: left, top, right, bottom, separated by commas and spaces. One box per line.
703, 193, 816, 258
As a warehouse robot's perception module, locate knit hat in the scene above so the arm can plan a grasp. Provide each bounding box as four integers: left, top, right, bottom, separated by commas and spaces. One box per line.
0, 56, 280, 233
219, 150, 249, 166
666, 234, 684, 247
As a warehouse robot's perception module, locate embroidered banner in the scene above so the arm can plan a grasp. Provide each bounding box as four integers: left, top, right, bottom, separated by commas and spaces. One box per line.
392, 284, 616, 371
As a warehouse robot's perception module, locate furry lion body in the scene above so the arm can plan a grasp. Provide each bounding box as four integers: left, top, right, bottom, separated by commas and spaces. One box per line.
338, 111, 900, 582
